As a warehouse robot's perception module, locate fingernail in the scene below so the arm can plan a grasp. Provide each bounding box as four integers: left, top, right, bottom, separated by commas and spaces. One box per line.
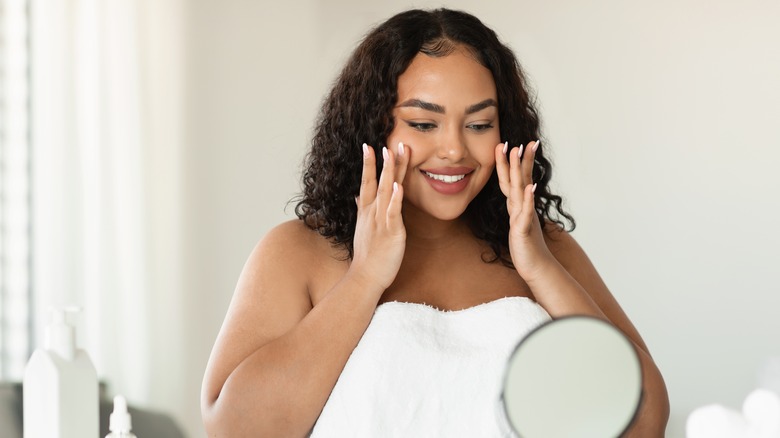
393, 182, 398, 193
362, 143, 369, 158
382, 147, 389, 160
533, 140, 540, 151
503, 141, 508, 154
398, 142, 405, 156
518, 144, 524, 158
532, 183, 538, 193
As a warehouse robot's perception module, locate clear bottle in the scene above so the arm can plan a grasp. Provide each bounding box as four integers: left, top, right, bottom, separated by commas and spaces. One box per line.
23, 306, 99, 438
105, 395, 138, 438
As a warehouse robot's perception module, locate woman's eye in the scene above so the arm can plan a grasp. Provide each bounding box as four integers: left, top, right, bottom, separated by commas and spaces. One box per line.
406, 122, 436, 132
467, 123, 494, 132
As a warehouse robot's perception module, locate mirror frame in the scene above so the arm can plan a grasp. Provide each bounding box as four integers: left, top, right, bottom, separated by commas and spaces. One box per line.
500, 315, 643, 437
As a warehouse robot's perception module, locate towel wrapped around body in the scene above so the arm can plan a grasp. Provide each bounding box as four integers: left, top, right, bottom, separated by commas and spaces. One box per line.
687, 389, 780, 438
310, 296, 551, 437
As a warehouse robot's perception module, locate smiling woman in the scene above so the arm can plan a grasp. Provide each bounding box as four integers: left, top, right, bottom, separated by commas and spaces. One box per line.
200, 8, 669, 437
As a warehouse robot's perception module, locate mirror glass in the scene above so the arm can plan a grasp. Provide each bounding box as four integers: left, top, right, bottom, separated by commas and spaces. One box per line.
501, 316, 643, 438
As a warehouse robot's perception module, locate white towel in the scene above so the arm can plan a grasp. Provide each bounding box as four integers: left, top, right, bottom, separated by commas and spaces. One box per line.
687, 389, 780, 438
310, 296, 551, 437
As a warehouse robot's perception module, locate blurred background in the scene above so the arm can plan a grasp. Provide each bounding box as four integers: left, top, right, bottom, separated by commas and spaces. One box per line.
1, 0, 778, 436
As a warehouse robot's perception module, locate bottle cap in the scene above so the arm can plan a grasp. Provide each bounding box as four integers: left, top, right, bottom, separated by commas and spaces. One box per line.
45, 306, 81, 361
109, 395, 133, 432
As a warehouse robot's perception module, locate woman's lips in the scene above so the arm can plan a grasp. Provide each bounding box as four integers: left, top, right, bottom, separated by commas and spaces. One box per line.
420, 167, 474, 195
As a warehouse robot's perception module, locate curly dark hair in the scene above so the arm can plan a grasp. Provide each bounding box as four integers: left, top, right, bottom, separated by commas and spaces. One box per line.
294, 8, 575, 266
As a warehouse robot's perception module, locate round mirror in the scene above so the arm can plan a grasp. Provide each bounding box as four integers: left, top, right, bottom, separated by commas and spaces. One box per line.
501, 315, 643, 438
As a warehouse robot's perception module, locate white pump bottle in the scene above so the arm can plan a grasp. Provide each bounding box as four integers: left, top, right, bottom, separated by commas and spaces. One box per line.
23, 306, 99, 437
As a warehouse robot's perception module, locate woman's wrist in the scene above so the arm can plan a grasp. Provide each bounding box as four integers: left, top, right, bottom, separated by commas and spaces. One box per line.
522, 257, 605, 318
516, 252, 560, 287
343, 266, 389, 300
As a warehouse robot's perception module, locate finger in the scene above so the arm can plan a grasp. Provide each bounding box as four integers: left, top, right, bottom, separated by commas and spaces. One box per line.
376, 146, 396, 217
359, 143, 377, 207
387, 181, 404, 231
393, 141, 410, 185
518, 183, 538, 234
495, 142, 511, 197
521, 140, 539, 186
510, 144, 524, 195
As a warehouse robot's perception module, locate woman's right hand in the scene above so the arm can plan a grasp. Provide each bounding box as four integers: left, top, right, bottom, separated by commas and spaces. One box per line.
349, 142, 410, 293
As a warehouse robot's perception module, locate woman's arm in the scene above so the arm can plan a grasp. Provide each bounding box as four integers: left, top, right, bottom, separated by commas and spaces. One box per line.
200, 221, 383, 437
495, 141, 669, 436
202, 145, 409, 437
536, 225, 670, 437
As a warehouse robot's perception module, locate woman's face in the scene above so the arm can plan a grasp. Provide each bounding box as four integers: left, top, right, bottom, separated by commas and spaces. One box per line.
387, 46, 500, 222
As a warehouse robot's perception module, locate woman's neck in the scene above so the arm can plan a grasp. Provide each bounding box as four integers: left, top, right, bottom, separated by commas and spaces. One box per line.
401, 203, 473, 250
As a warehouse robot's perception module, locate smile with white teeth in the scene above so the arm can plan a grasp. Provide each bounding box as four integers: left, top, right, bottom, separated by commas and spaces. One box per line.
423, 171, 466, 183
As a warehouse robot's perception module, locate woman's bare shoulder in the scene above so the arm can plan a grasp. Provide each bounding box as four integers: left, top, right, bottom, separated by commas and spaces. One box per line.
260, 219, 333, 259
233, 220, 322, 307
541, 220, 652, 353
543, 222, 585, 263
260, 219, 347, 258
541, 221, 603, 292
254, 220, 348, 288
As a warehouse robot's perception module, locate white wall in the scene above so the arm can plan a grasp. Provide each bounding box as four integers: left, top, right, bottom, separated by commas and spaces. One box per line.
176, 1, 780, 436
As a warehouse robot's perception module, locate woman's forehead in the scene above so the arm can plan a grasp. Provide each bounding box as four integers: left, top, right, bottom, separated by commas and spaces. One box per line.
396, 49, 497, 109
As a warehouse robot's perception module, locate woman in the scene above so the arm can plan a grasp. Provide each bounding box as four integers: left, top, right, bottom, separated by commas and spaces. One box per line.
201, 8, 669, 437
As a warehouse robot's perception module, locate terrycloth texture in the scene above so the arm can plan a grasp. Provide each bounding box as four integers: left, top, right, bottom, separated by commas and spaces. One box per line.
310, 296, 551, 437
687, 389, 780, 438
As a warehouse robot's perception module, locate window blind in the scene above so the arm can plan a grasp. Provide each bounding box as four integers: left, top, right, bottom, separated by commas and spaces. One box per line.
0, 0, 31, 381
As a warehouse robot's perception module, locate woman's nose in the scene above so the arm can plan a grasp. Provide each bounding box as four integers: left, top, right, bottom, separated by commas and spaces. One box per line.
436, 127, 467, 161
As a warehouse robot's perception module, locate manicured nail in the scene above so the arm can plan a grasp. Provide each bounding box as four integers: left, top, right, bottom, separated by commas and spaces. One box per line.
518, 144, 524, 158
362, 143, 369, 158
393, 182, 398, 193
503, 141, 508, 154
533, 140, 540, 151
532, 183, 538, 193
398, 142, 405, 156
382, 147, 389, 160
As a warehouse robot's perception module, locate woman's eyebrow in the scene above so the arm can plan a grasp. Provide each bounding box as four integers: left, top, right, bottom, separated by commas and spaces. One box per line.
397, 99, 445, 114
465, 98, 497, 115
397, 98, 497, 115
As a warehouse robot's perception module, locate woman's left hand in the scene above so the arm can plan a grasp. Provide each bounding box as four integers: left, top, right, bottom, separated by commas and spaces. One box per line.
495, 140, 556, 283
